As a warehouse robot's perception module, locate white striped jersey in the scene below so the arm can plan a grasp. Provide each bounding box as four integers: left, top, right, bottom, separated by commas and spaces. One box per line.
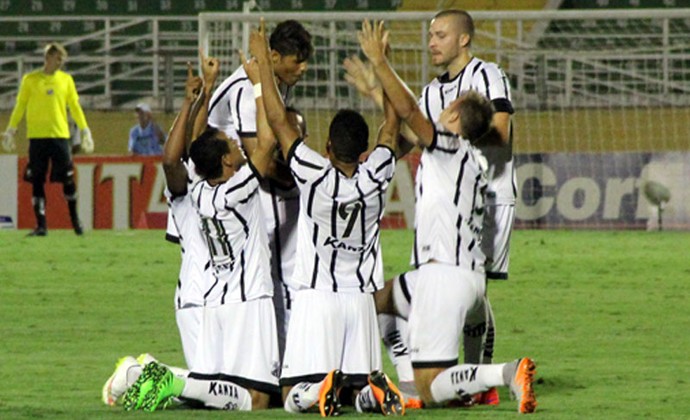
288, 141, 396, 293
412, 123, 488, 271
419, 56, 516, 205
165, 160, 214, 310
207, 65, 291, 140
190, 162, 273, 305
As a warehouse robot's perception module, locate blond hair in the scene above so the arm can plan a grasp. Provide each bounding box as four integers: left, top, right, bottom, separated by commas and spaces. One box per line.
44, 42, 68, 58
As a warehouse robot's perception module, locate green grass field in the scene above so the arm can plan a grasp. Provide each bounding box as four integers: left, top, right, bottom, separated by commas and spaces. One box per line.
1, 229, 689, 419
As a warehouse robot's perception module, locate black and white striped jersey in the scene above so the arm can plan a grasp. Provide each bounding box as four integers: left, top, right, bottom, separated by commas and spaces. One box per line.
190, 162, 273, 305
419, 56, 516, 205
208, 65, 291, 140
287, 141, 396, 293
412, 123, 488, 271
165, 160, 214, 310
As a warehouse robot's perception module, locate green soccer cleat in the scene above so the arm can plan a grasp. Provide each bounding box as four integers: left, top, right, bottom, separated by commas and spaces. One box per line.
122, 361, 167, 411
102, 355, 138, 406
142, 366, 185, 412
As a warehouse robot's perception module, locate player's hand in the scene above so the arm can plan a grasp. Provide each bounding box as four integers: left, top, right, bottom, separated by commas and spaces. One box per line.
185, 62, 203, 101
2, 127, 17, 152
248, 18, 270, 61
239, 50, 260, 85
343, 55, 379, 99
199, 48, 220, 92
80, 127, 94, 154
357, 20, 389, 66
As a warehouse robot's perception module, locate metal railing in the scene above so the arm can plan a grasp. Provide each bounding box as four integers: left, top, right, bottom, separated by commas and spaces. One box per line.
3, 9, 690, 111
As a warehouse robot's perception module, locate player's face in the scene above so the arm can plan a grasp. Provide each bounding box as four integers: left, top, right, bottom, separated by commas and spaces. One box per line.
273, 53, 308, 86
428, 16, 465, 67
220, 133, 246, 169
44, 51, 65, 73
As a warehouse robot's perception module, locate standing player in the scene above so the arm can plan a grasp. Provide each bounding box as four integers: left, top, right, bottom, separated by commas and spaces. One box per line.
358, 20, 536, 414
207, 19, 313, 359
249, 19, 406, 417
2, 42, 94, 236
421, 11, 516, 394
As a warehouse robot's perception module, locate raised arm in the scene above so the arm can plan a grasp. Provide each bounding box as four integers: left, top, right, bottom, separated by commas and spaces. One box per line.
162, 62, 203, 196
239, 48, 276, 178
358, 20, 435, 148
191, 50, 220, 141
376, 90, 401, 156
250, 18, 301, 162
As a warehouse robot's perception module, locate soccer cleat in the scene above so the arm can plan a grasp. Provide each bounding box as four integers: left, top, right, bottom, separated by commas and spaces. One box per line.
102, 356, 139, 406
368, 370, 405, 416
142, 365, 184, 412
122, 361, 167, 411
472, 386, 500, 406
72, 219, 83, 235
136, 353, 157, 365
318, 369, 343, 417
509, 358, 537, 414
404, 397, 423, 410
27, 227, 47, 237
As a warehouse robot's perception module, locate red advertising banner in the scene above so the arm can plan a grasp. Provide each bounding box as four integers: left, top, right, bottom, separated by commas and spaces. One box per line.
17, 156, 168, 230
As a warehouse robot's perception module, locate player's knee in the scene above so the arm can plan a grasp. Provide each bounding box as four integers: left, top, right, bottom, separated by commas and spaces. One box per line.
412, 370, 436, 405
62, 177, 77, 199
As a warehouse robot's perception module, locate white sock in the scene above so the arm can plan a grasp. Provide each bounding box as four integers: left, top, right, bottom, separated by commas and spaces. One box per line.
355, 385, 377, 413
379, 314, 415, 383
180, 377, 252, 411
430, 363, 506, 403
284, 381, 322, 413
166, 365, 190, 378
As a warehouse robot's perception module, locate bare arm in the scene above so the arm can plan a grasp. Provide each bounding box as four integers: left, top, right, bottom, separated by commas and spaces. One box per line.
163, 62, 203, 196
358, 20, 434, 148
376, 90, 400, 156
239, 48, 276, 178
191, 50, 220, 141
250, 18, 301, 162
343, 54, 421, 151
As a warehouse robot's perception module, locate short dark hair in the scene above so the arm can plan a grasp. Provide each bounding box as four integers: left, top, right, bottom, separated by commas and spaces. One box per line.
454, 91, 494, 143
328, 109, 368, 164
190, 127, 228, 179
434, 9, 475, 45
270, 20, 313, 63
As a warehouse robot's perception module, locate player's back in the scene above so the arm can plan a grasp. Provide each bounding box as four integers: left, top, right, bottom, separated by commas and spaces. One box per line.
412, 126, 487, 271
190, 164, 272, 305
288, 141, 396, 293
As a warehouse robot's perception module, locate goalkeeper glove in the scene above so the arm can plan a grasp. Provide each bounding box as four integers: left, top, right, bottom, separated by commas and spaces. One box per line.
2, 127, 17, 152
80, 127, 94, 153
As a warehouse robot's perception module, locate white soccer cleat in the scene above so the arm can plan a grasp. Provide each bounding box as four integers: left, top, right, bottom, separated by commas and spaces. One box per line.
136, 353, 158, 366
102, 356, 139, 406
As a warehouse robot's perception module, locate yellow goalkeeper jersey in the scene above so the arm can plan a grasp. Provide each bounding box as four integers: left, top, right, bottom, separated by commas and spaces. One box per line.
8, 69, 88, 139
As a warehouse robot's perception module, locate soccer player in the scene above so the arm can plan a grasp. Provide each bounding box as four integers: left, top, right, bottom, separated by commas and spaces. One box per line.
2, 42, 94, 236
358, 20, 536, 414
207, 19, 313, 359
421, 9, 515, 375
102, 53, 219, 407
249, 19, 405, 417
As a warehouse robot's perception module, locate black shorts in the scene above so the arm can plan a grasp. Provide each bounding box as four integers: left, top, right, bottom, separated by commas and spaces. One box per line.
27, 138, 74, 183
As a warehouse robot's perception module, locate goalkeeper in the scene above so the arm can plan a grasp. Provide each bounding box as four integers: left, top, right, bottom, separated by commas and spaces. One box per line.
2, 42, 94, 236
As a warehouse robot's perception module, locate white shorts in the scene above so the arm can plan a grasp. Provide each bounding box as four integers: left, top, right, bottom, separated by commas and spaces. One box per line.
481, 204, 515, 280
405, 263, 485, 368
280, 289, 382, 388
175, 306, 202, 370
191, 297, 280, 394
